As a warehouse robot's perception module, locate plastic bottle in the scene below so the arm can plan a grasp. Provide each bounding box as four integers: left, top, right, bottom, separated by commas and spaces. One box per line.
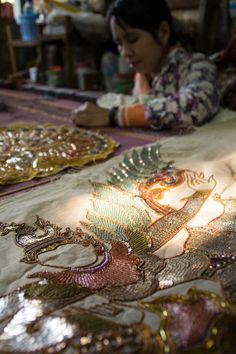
23, 0, 34, 15
101, 51, 118, 92
19, 0, 38, 41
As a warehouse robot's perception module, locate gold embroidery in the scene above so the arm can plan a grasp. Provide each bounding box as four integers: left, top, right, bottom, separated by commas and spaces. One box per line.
108, 144, 170, 192
148, 189, 213, 251
0, 124, 118, 184
186, 198, 236, 258
141, 288, 234, 353
24, 282, 91, 301
185, 197, 236, 283
0, 216, 103, 264
0, 288, 161, 354
99, 254, 165, 301
29, 241, 142, 290
213, 262, 236, 300
0, 289, 76, 353
156, 252, 210, 289
81, 182, 152, 254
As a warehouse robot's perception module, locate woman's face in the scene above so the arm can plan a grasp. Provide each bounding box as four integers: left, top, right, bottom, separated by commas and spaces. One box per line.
110, 17, 167, 75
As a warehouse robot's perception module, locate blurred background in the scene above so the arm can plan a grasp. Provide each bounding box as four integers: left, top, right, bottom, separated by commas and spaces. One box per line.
0, 0, 235, 93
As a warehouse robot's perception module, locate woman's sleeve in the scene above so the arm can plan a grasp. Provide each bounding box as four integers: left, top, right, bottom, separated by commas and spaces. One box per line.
117, 57, 220, 129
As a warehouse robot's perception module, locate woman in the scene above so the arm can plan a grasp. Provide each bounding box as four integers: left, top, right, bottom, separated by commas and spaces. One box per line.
73, 0, 220, 130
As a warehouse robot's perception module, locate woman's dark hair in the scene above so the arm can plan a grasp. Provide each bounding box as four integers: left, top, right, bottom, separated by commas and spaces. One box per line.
107, 0, 178, 46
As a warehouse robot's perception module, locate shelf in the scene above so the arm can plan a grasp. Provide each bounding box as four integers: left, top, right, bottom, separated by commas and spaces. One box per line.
6, 17, 77, 87
11, 39, 39, 47
39, 34, 66, 43
10, 35, 66, 47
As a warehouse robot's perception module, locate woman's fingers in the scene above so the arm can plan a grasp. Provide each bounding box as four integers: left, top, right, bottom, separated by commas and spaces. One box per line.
71, 102, 110, 127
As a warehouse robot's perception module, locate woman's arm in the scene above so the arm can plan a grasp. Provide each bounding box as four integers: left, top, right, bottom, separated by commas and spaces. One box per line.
72, 56, 220, 130
117, 56, 220, 129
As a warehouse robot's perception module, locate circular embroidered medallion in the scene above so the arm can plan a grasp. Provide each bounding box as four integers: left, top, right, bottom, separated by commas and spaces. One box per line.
0, 125, 118, 184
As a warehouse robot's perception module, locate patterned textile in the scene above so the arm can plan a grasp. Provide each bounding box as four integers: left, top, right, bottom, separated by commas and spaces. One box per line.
118, 48, 220, 129
1, 111, 236, 352
0, 124, 118, 185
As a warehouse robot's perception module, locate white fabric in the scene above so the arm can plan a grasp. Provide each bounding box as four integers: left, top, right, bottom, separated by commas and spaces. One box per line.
0, 108, 236, 323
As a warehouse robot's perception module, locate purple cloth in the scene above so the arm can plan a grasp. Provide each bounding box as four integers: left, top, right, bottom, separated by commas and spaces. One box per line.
0, 89, 173, 197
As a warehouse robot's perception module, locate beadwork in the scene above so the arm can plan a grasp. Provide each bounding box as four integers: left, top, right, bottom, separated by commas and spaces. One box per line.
0, 124, 118, 184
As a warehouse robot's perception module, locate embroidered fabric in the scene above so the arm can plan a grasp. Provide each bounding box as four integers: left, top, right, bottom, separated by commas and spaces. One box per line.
0, 124, 118, 184
1, 110, 236, 353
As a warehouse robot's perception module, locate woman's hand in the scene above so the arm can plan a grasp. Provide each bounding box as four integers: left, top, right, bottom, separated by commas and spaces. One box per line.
72, 102, 110, 127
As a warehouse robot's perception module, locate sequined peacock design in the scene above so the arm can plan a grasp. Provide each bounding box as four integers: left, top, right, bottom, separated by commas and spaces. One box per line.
0, 143, 236, 353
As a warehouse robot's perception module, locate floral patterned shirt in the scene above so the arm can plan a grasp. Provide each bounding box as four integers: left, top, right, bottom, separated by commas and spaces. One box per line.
117, 48, 220, 129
